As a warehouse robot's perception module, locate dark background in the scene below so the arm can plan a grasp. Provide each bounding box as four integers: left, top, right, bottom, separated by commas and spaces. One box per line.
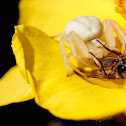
1, 1, 126, 125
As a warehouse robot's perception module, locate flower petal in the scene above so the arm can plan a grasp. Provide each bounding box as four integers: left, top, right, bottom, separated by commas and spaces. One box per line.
0, 66, 34, 106
12, 25, 126, 120
18, 0, 126, 35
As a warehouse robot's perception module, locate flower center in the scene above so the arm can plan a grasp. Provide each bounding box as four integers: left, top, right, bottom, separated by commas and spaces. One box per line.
115, 0, 126, 20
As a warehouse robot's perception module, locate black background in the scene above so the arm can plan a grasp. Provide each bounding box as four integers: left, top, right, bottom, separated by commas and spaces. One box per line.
1, 1, 126, 125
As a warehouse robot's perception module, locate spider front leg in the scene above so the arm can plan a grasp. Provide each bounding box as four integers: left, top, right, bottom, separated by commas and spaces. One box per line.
67, 31, 92, 63
111, 20, 126, 54
103, 20, 126, 54
103, 20, 116, 49
59, 34, 86, 76
52, 33, 65, 38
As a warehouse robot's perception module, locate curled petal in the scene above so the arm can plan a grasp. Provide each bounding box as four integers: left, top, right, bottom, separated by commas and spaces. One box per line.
0, 66, 34, 106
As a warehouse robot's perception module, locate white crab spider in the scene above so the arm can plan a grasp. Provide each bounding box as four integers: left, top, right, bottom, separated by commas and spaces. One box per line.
54, 16, 126, 76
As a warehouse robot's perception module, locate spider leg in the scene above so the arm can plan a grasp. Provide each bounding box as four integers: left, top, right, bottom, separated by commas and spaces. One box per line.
67, 31, 95, 67
59, 35, 86, 76
52, 33, 65, 38
111, 20, 126, 54
103, 20, 116, 49
96, 39, 122, 55
68, 31, 91, 57
104, 20, 126, 54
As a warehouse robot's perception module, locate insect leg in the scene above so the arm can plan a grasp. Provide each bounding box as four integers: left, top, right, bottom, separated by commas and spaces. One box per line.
89, 52, 107, 75
74, 69, 105, 78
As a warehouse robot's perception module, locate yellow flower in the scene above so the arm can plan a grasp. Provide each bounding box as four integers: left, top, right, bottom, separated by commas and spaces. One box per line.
1, 0, 126, 120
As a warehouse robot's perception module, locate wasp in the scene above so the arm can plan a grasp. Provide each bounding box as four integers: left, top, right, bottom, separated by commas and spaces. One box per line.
79, 39, 126, 79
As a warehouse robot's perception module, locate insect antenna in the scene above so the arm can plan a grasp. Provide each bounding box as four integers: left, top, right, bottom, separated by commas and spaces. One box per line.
89, 52, 107, 75
96, 39, 122, 56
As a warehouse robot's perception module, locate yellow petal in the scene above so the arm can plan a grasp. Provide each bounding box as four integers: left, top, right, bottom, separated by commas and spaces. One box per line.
0, 65, 34, 106
12, 25, 126, 120
18, 0, 126, 35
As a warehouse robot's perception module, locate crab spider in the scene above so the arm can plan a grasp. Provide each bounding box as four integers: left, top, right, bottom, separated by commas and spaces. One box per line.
54, 16, 126, 77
